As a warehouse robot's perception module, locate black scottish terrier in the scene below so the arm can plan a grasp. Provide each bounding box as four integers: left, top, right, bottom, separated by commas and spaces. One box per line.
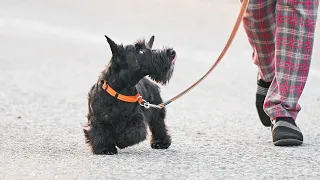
83, 35, 176, 155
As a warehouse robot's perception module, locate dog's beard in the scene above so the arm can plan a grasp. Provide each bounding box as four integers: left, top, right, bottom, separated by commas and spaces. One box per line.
148, 65, 174, 85
147, 51, 175, 85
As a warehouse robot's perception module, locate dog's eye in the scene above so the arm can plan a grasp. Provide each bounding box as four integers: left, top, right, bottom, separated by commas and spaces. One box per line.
139, 50, 144, 54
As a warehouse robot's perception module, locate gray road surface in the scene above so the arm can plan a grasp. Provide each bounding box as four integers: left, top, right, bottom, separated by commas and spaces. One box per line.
1, 0, 320, 179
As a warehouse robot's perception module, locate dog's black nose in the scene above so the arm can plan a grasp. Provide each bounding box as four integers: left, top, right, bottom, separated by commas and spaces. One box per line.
167, 49, 176, 58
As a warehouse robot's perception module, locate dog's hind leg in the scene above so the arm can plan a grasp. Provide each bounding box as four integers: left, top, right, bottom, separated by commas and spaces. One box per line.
115, 113, 147, 149
83, 117, 117, 155
147, 108, 171, 149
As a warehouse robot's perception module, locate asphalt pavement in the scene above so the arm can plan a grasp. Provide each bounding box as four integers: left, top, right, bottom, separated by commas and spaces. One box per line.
1, 1, 320, 179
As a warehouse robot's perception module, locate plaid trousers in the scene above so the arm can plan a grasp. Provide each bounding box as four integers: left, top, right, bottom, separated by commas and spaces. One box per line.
243, 0, 319, 120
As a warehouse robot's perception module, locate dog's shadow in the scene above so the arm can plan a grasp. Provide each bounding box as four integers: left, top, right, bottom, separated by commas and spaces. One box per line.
114, 137, 178, 157
117, 147, 178, 157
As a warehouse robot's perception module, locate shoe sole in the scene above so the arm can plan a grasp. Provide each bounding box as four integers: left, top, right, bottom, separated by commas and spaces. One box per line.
273, 139, 303, 146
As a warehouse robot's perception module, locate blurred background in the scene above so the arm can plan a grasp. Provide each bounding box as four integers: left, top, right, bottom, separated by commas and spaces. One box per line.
1, 1, 320, 179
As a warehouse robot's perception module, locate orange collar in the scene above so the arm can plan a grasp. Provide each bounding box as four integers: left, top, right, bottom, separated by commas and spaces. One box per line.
102, 80, 143, 104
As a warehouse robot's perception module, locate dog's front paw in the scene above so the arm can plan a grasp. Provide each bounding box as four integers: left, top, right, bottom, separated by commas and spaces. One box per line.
150, 136, 171, 149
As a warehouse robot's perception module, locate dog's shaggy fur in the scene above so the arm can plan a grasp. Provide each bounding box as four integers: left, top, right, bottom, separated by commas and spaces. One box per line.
83, 35, 176, 155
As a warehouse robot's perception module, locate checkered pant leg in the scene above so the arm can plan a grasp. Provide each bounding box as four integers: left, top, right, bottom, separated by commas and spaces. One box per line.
243, 0, 277, 82
264, 0, 319, 120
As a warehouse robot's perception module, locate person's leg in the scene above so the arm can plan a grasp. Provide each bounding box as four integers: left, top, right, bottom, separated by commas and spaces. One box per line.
265, 0, 319, 146
242, 0, 277, 127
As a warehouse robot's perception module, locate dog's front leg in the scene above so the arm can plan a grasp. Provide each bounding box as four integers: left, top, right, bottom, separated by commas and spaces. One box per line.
148, 108, 172, 149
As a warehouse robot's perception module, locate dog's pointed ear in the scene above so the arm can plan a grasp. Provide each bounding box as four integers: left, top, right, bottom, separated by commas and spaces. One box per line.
105, 35, 118, 55
146, 35, 155, 49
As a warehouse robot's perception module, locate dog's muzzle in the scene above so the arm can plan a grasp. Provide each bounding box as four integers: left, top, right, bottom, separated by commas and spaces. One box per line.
167, 49, 176, 64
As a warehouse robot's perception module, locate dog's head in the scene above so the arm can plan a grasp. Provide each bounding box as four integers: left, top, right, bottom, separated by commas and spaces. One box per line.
105, 35, 176, 85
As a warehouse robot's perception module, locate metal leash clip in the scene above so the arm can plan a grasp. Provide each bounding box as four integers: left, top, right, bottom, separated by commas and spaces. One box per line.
140, 99, 150, 109
137, 96, 164, 109
139, 99, 163, 109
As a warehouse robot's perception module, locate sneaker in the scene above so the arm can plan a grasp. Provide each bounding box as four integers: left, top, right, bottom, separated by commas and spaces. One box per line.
256, 78, 272, 127
271, 117, 303, 146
